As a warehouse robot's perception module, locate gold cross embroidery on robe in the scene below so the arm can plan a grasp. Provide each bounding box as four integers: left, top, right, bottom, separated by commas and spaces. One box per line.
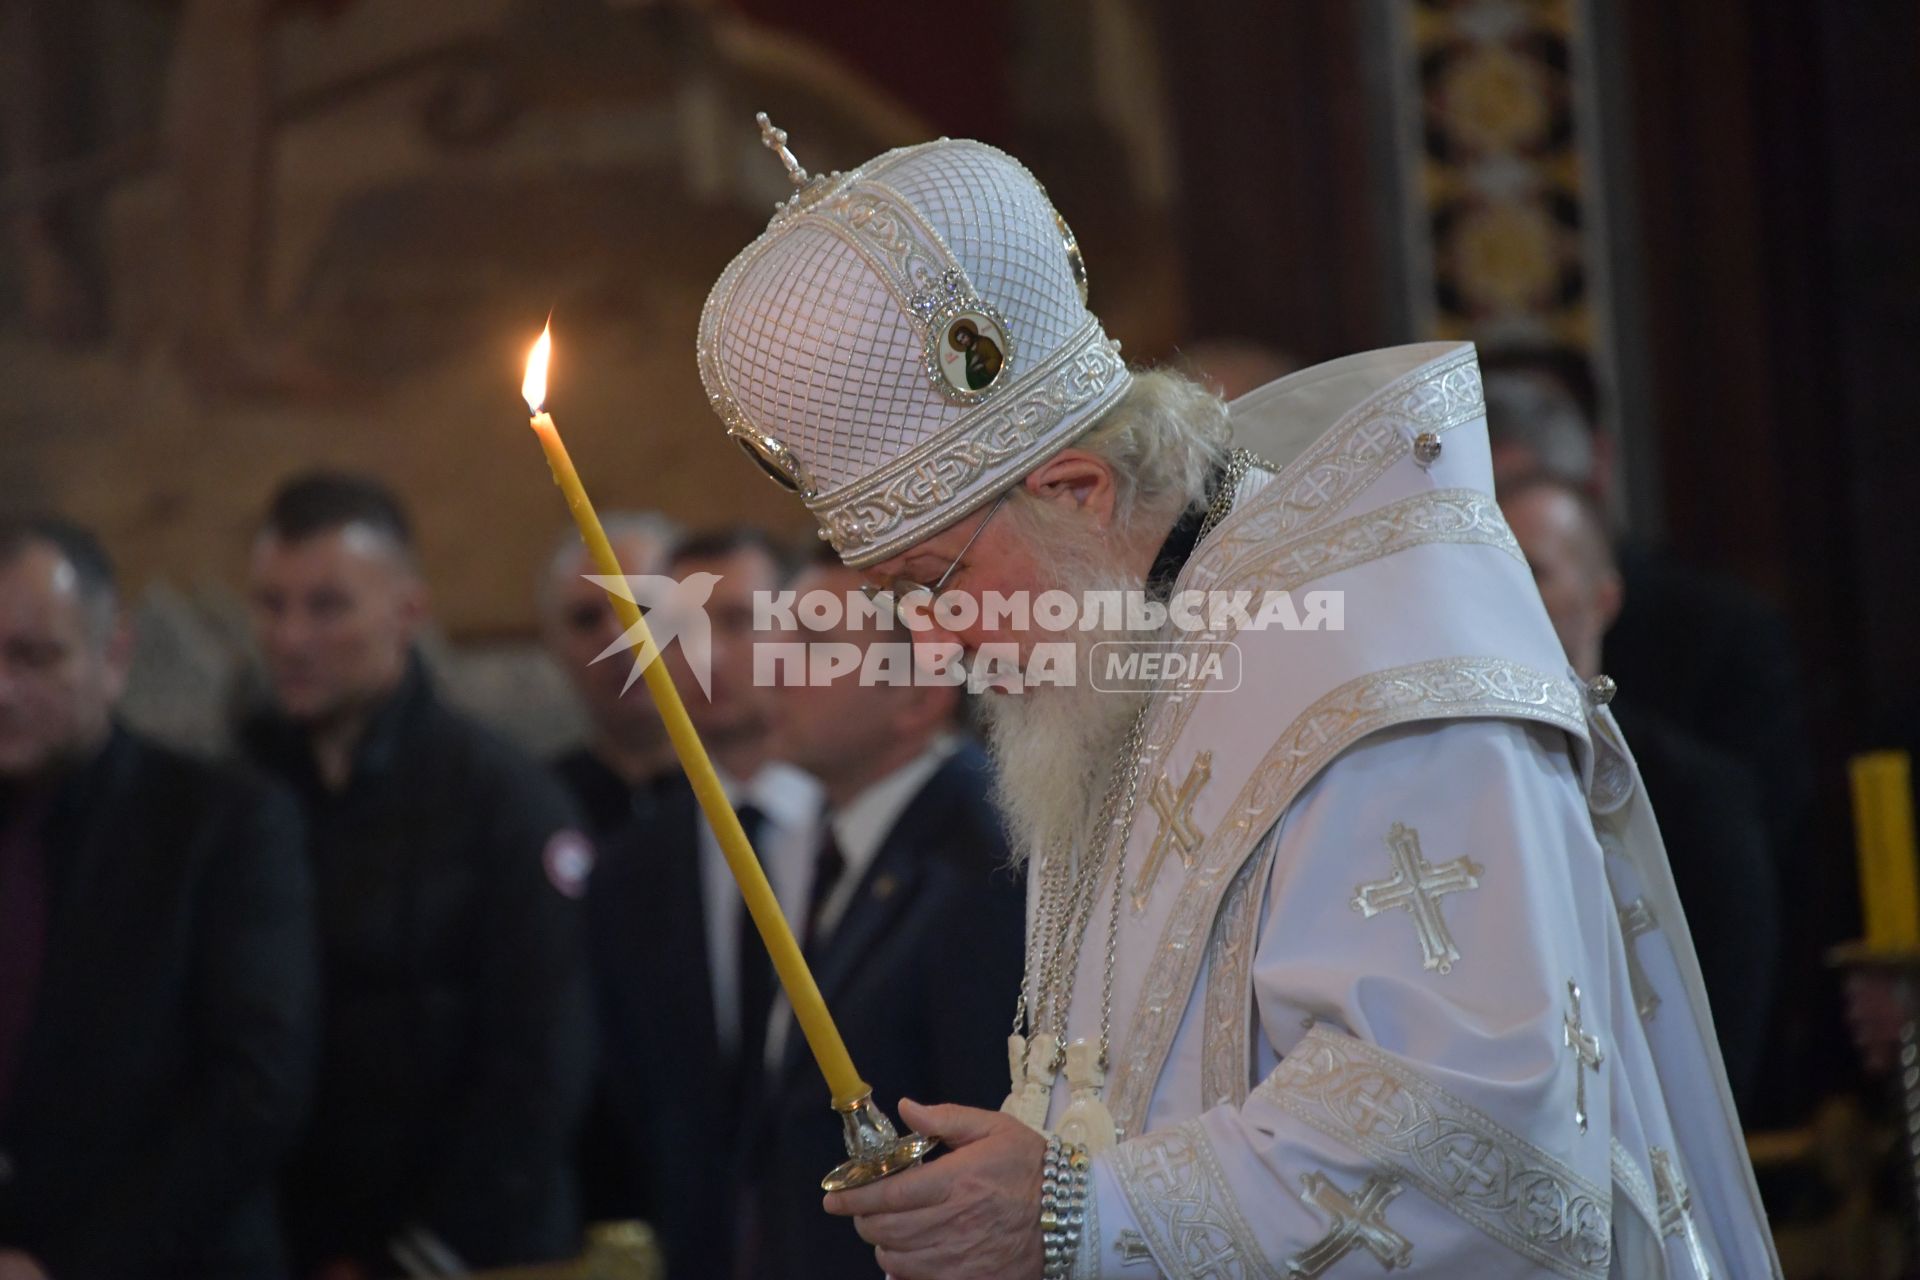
1563, 979, 1603, 1134
1652, 1146, 1714, 1277
1113, 1230, 1154, 1266
1351, 822, 1482, 974
1131, 751, 1212, 912
1286, 1170, 1413, 1276
1618, 898, 1662, 1021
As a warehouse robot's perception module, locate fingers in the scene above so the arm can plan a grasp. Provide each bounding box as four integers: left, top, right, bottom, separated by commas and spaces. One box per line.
899, 1097, 1004, 1146
823, 1160, 952, 1218
851, 1202, 952, 1251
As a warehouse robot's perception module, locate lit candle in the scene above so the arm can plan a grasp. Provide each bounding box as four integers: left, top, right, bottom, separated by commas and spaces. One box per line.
522, 322, 869, 1107
1851, 750, 1920, 953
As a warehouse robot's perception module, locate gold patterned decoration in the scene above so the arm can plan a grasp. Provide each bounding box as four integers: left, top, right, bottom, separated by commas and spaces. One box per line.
1262, 1026, 1611, 1278
1391, 0, 1612, 378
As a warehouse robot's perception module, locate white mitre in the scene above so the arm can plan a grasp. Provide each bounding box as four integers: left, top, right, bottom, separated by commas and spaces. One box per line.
699, 115, 1130, 567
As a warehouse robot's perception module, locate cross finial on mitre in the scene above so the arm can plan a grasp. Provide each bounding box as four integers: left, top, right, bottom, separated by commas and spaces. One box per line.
756, 112, 810, 188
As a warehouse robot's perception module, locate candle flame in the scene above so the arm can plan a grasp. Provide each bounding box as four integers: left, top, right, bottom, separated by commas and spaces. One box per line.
522, 322, 552, 413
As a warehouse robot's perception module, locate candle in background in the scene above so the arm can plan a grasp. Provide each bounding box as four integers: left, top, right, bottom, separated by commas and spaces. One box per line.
1851, 750, 1920, 952
521, 322, 870, 1109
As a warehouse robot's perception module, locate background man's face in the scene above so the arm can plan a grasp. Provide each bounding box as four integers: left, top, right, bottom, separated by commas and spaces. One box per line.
0, 544, 125, 778
544, 531, 670, 739
773, 564, 917, 775
248, 525, 423, 725
1501, 486, 1614, 678
669, 545, 780, 746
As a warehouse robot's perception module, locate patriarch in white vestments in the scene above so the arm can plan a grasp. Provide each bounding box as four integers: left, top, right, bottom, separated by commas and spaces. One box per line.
692, 117, 1777, 1279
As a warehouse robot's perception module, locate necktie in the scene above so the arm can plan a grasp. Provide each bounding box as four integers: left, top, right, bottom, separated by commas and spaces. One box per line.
801, 824, 848, 958
732, 803, 774, 1086
0, 794, 52, 1116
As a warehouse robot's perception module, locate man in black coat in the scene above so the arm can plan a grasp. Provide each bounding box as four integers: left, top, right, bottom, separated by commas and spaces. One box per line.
583, 527, 824, 1277
242, 473, 592, 1277
0, 519, 318, 1280
744, 552, 1024, 1278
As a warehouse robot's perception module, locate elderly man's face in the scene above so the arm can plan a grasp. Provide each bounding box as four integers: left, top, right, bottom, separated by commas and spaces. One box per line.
0, 543, 126, 778
248, 525, 423, 725
865, 504, 1057, 659
544, 530, 671, 738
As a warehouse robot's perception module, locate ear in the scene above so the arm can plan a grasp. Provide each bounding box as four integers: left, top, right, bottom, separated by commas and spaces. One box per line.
99, 614, 136, 703
1594, 568, 1623, 635
395, 574, 430, 638
1022, 448, 1119, 529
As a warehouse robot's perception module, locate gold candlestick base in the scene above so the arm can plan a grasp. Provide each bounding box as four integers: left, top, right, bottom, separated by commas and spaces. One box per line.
820, 1092, 940, 1192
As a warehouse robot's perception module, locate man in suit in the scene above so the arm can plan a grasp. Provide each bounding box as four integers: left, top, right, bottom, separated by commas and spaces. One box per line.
737, 549, 1025, 1278
585, 526, 820, 1278
541, 512, 682, 1222
0, 518, 318, 1279
543, 512, 682, 847
241, 473, 592, 1277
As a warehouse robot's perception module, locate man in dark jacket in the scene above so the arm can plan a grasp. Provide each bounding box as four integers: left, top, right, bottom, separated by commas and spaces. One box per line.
746, 552, 1024, 1278
242, 473, 592, 1277
541, 512, 682, 847
0, 518, 318, 1280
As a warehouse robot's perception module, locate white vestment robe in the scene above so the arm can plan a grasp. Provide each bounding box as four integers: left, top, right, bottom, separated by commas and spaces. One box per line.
1034, 342, 1777, 1278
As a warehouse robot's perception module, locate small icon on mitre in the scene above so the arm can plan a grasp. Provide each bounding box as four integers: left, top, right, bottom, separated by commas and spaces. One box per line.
940, 313, 1008, 394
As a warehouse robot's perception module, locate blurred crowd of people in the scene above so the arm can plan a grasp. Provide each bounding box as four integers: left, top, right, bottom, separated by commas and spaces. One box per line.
0, 471, 1022, 1279
0, 356, 1820, 1278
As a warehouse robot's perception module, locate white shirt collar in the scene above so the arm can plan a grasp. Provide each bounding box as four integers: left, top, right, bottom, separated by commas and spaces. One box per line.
719, 760, 823, 834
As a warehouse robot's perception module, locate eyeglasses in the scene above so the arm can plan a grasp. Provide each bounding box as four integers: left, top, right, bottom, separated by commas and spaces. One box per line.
861, 490, 1010, 624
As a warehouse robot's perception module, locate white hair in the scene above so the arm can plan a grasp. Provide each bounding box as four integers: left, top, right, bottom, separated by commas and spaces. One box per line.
1001, 365, 1231, 587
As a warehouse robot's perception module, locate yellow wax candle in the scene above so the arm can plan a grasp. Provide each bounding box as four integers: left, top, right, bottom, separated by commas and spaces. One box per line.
1850, 750, 1920, 953
523, 325, 869, 1109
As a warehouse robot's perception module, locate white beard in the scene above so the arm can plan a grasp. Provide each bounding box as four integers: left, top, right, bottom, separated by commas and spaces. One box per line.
978, 653, 1147, 868
975, 556, 1160, 868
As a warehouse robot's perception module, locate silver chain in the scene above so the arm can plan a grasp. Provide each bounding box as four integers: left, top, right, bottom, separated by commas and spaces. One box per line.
1012, 457, 1250, 1078
1019, 705, 1147, 1068
1197, 448, 1256, 545
1095, 711, 1151, 1069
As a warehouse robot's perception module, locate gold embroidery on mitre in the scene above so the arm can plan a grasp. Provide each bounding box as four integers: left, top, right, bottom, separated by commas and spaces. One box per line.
1351, 822, 1483, 975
